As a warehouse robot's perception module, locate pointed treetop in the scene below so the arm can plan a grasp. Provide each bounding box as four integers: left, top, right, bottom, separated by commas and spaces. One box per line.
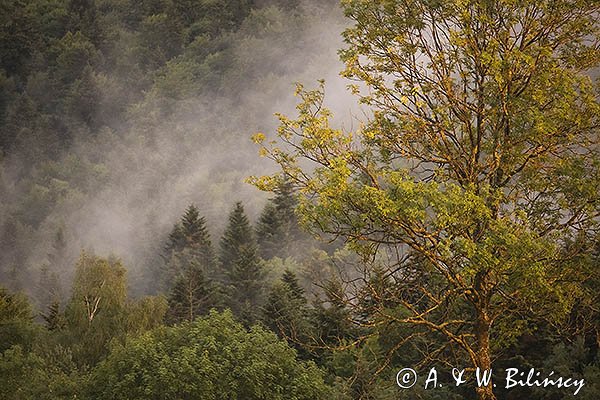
281, 269, 305, 301
166, 204, 213, 255
220, 201, 256, 268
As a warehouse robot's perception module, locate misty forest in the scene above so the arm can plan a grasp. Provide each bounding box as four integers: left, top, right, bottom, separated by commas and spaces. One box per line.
1, 0, 599, 399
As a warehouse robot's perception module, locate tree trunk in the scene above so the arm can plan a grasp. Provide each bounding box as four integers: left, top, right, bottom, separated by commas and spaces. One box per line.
475, 309, 496, 400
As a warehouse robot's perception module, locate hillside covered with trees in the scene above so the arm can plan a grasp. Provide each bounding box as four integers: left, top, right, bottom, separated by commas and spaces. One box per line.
1, 1, 599, 399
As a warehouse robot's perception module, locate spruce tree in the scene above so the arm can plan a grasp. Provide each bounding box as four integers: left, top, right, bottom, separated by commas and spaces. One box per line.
165, 205, 215, 270
41, 300, 64, 331
219, 201, 255, 276
164, 205, 218, 323
166, 252, 220, 323
47, 227, 67, 271
37, 227, 67, 314
0, 218, 26, 290
37, 264, 61, 312
256, 180, 304, 260
219, 202, 264, 324
255, 202, 281, 259
181, 206, 207, 249
164, 224, 185, 255
263, 270, 312, 356
281, 269, 305, 300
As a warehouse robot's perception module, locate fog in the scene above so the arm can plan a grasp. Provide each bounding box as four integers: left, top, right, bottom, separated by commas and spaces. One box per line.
0, 1, 358, 297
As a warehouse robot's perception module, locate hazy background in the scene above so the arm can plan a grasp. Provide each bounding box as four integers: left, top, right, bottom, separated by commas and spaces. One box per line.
0, 0, 356, 299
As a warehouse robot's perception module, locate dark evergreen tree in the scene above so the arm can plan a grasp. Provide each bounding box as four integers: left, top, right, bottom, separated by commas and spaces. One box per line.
67, 0, 100, 43
37, 264, 61, 311
263, 270, 312, 357
312, 280, 354, 349
41, 299, 64, 331
219, 201, 255, 276
255, 202, 281, 259
0, 0, 36, 78
47, 227, 68, 269
164, 204, 215, 275
256, 180, 304, 259
165, 224, 185, 255
163, 205, 219, 323
0, 218, 26, 289
41, 227, 68, 296
219, 201, 264, 324
227, 246, 264, 324
281, 269, 305, 300
166, 251, 221, 323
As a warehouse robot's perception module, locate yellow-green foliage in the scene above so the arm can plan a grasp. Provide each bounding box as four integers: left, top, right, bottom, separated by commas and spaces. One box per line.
252, 0, 600, 383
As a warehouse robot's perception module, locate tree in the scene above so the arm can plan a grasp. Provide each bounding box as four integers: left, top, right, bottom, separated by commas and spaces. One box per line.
256, 179, 306, 259
263, 270, 313, 358
0, 0, 36, 78
37, 227, 67, 317
64, 252, 128, 365
164, 204, 215, 271
87, 310, 332, 400
220, 201, 265, 324
0, 286, 39, 353
37, 264, 61, 310
219, 201, 255, 275
125, 295, 168, 335
63, 252, 167, 365
41, 299, 64, 331
256, 201, 281, 259
281, 269, 305, 301
48, 226, 68, 272
0, 344, 83, 400
0, 218, 29, 289
67, 0, 99, 42
163, 205, 220, 323
251, 1, 600, 399
534, 338, 600, 400
227, 245, 265, 325
166, 250, 221, 323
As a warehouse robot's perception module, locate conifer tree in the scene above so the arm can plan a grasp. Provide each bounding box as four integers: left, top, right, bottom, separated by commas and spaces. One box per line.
219, 201, 255, 276
0, 218, 26, 290
263, 270, 311, 354
41, 299, 65, 331
47, 227, 68, 271
37, 227, 67, 314
164, 205, 218, 323
256, 202, 281, 259
219, 202, 264, 324
166, 249, 222, 323
281, 269, 305, 300
256, 180, 305, 259
37, 264, 61, 313
164, 205, 215, 269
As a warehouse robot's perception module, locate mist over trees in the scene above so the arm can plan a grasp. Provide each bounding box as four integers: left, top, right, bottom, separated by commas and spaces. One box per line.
1, 0, 599, 400
0, 0, 347, 297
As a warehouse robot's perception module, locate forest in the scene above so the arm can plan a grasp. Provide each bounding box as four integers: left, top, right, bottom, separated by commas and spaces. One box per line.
1, 0, 599, 399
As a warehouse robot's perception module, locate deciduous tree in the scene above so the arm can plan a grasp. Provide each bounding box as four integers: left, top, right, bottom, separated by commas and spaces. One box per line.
252, 1, 600, 398
87, 310, 332, 400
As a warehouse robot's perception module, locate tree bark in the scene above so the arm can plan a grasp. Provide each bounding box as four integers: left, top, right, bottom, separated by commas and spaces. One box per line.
475, 309, 496, 400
